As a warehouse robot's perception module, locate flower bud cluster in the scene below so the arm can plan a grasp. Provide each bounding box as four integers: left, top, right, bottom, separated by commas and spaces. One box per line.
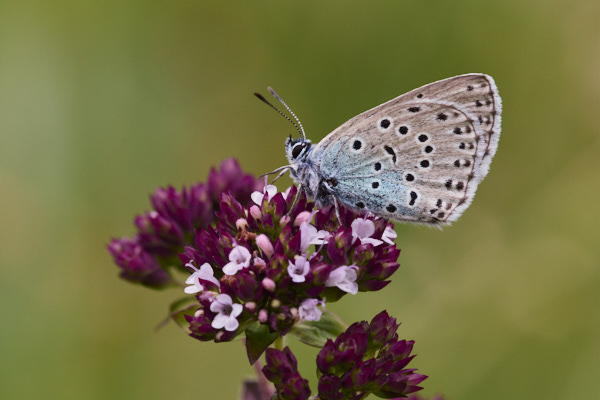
107, 159, 262, 288
263, 311, 427, 400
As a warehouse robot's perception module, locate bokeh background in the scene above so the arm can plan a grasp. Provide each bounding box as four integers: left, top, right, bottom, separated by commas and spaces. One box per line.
1, 1, 599, 399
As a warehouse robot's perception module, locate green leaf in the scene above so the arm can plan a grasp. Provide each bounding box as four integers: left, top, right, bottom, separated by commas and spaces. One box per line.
245, 322, 280, 365
290, 311, 348, 348
155, 296, 199, 332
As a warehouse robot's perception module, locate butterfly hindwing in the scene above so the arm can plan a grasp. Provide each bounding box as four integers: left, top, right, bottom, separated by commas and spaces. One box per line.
311, 74, 502, 224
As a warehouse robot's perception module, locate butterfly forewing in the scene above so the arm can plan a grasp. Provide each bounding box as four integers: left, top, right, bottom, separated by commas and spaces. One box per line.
312, 74, 502, 224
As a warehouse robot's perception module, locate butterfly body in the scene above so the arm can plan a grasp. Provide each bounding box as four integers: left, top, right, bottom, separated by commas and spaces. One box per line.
280, 74, 502, 225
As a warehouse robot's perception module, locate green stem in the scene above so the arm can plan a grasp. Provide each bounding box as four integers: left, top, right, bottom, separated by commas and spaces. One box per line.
274, 335, 286, 350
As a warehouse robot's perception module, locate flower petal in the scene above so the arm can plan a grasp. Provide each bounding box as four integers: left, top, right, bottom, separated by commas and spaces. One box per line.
351, 218, 375, 239
325, 265, 358, 294
382, 226, 397, 244
223, 316, 240, 332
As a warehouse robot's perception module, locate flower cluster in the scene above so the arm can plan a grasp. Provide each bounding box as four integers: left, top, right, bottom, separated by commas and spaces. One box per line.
180, 183, 400, 342
107, 159, 442, 399
262, 311, 427, 400
107, 159, 263, 288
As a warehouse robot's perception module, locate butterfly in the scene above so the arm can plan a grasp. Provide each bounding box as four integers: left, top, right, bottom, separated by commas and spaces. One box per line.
255, 74, 502, 225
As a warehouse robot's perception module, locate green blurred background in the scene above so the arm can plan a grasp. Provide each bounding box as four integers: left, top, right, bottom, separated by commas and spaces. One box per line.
1, 1, 598, 399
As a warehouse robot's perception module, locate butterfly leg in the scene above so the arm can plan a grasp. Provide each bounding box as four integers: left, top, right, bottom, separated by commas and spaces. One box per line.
270, 168, 290, 185
287, 183, 305, 214
330, 195, 342, 225
259, 165, 291, 184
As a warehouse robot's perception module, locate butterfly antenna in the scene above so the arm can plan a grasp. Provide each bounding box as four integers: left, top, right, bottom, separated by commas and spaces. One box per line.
268, 87, 306, 140
254, 91, 305, 140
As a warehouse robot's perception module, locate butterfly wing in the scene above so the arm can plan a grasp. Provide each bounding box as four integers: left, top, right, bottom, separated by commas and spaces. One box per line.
311, 74, 502, 224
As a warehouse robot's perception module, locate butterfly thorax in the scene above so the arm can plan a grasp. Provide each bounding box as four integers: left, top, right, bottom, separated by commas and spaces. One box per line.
285, 137, 333, 207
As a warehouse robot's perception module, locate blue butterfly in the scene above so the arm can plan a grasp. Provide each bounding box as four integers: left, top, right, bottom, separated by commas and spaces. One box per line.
256, 74, 501, 225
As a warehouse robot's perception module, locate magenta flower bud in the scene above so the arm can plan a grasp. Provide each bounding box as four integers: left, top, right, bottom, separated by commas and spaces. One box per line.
369, 310, 400, 347
235, 218, 248, 230
231, 270, 261, 301
262, 277, 276, 292
317, 375, 342, 400
244, 301, 257, 313
249, 205, 262, 219
256, 234, 274, 258
293, 211, 313, 226
193, 308, 204, 318
279, 215, 291, 227
258, 309, 268, 323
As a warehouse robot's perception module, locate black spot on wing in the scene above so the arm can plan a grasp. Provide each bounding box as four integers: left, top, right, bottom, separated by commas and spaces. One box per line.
383, 145, 396, 163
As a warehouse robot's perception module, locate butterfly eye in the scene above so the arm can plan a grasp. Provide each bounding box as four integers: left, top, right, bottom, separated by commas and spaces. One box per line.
291, 143, 305, 159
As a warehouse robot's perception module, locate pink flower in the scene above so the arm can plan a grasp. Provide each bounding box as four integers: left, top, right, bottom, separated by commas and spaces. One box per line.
184, 262, 220, 294
298, 298, 324, 321
288, 256, 310, 283
325, 265, 359, 294
222, 245, 252, 275
251, 184, 278, 205
351, 218, 383, 246
210, 294, 243, 331
299, 223, 329, 253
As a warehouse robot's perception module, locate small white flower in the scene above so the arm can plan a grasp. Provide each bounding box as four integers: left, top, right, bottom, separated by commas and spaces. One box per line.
300, 223, 329, 253
325, 265, 359, 294
287, 256, 310, 283
382, 225, 397, 245
222, 245, 252, 275
184, 262, 220, 294
210, 294, 243, 332
251, 184, 278, 205
351, 218, 383, 247
299, 298, 325, 321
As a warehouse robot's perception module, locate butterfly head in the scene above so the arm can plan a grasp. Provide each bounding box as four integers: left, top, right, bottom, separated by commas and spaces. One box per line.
285, 136, 312, 164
